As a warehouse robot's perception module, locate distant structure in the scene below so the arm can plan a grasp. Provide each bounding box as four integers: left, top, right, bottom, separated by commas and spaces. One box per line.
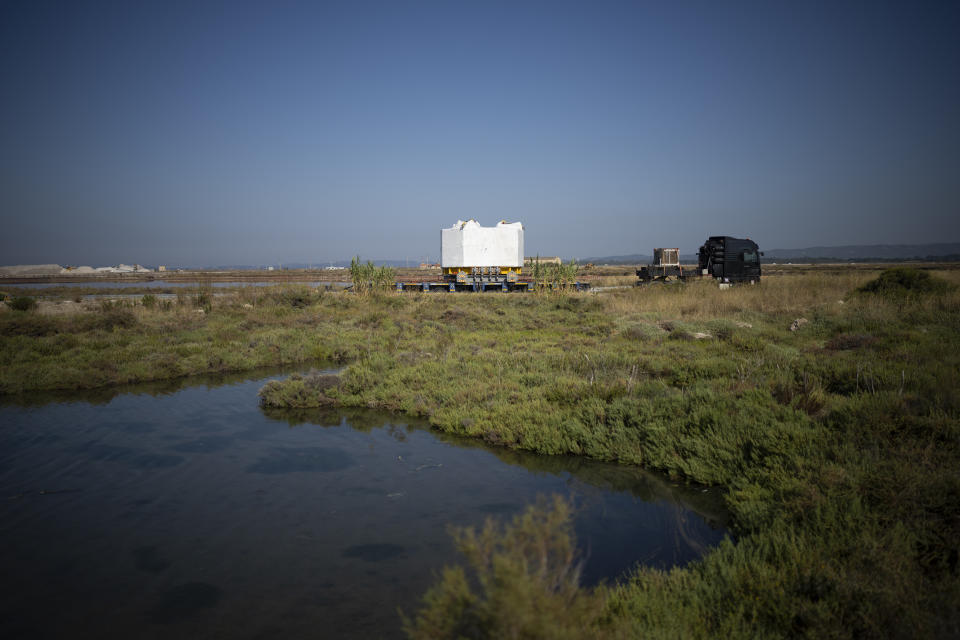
524, 256, 562, 265
158, 265, 166, 272
0, 263, 154, 277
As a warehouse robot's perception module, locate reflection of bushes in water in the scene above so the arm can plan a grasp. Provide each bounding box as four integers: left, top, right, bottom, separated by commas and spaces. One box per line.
259, 404, 405, 433
431, 430, 730, 528
0, 365, 324, 408
258, 399, 732, 533
403, 496, 614, 640
261, 405, 345, 428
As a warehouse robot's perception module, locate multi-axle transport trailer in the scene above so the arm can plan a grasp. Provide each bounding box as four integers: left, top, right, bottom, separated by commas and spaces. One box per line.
393, 278, 589, 292
391, 219, 587, 292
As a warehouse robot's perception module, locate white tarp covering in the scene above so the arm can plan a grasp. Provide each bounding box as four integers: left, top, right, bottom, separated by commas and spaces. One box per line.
441, 220, 524, 268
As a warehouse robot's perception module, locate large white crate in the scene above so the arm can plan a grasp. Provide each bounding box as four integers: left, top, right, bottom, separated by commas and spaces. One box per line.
441, 220, 524, 268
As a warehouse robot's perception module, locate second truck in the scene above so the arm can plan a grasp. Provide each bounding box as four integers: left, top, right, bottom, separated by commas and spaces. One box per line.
637, 236, 763, 285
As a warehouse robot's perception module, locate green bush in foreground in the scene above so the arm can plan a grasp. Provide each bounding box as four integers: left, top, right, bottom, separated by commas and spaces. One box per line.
402, 496, 614, 640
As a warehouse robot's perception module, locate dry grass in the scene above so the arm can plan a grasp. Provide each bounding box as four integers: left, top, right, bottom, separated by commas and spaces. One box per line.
597, 270, 957, 319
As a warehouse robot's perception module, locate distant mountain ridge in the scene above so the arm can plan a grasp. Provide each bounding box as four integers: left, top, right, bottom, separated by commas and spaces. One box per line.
582, 243, 960, 265
763, 243, 960, 260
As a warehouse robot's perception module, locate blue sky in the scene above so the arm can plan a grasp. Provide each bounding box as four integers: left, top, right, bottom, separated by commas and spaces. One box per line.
1, 0, 958, 266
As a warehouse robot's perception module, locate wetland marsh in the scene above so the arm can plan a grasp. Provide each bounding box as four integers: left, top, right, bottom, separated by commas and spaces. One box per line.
2, 267, 958, 637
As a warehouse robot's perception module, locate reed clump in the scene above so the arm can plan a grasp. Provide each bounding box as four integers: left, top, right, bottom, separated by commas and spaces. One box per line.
350, 256, 396, 294
531, 257, 580, 291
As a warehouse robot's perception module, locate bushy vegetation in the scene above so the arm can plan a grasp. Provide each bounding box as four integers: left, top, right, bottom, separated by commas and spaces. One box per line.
402, 496, 613, 639
6, 295, 38, 311
856, 266, 954, 298
259, 370, 340, 408
3, 268, 959, 637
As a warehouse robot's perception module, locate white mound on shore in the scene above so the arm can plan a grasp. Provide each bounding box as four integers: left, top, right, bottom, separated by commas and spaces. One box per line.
1, 263, 155, 276
0, 264, 63, 276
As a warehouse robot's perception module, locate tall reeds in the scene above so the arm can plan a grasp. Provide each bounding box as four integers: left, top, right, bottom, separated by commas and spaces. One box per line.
349, 256, 396, 294
531, 257, 580, 292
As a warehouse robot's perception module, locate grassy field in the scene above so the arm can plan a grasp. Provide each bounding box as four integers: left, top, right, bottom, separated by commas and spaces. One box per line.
3, 268, 959, 637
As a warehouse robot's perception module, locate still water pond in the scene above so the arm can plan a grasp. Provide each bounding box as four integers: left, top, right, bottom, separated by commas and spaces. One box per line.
0, 371, 728, 639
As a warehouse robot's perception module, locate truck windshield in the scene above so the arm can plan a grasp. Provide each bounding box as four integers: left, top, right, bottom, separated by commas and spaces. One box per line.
742, 250, 758, 263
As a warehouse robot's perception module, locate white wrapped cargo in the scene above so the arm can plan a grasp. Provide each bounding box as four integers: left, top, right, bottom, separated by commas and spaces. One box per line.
441, 220, 524, 268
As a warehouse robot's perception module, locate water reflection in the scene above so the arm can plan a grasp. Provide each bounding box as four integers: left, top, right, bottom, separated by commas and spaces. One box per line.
0, 363, 327, 407
0, 373, 729, 639
263, 403, 730, 534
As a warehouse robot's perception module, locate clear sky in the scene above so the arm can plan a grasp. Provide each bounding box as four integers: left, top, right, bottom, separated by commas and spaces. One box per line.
1, 0, 958, 266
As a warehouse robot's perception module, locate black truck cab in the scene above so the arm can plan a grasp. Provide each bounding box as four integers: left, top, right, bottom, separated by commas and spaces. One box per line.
697, 236, 762, 283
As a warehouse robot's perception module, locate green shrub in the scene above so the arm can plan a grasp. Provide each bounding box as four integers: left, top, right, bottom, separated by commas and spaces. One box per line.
7, 296, 37, 311
194, 290, 212, 310
260, 286, 318, 308
857, 267, 953, 297
81, 309, 137, 331
0, 312, 58, 336
402, 497, 613, 639
259, 371, 340, 408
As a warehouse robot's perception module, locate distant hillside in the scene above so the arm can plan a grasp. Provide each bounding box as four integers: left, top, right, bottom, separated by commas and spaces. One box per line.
763, 243, 960, 261
583, 243, 960, 265
579, 253, 651, 265
192, 259, 417, 270
580, 253, 699, 265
